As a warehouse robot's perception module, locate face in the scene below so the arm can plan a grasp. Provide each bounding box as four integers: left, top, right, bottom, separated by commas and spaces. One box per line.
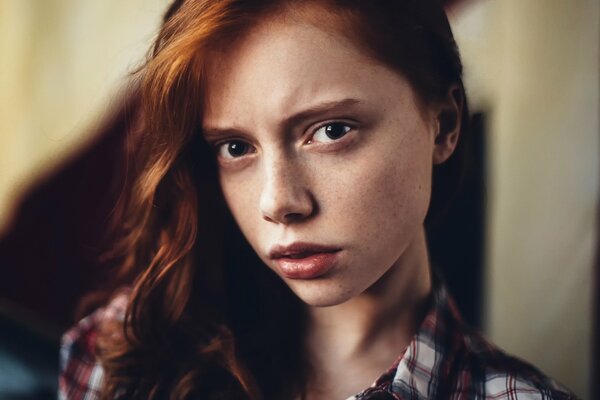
202, 11, 448, 307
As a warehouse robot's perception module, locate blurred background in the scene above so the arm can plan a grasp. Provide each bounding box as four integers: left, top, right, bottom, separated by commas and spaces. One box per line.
0, 0, 597, 399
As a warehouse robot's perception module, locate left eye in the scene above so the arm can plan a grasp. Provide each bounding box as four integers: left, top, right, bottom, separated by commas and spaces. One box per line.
217, 140, 254, 159
310, 123, 352, 143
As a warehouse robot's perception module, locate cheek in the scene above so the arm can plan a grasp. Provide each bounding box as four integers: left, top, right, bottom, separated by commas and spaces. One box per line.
316, 130, 432, 248
219, 171, 263, 245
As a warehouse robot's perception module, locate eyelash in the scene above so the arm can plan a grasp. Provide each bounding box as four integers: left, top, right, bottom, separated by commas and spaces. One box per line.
307, 122, 354, 145
216, 140, 255, 160
214, 121, 355, 161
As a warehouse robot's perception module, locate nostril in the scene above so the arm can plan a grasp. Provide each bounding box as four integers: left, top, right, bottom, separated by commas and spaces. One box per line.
263, 212, 305, 224
283, 212, 306, 223
262, 213, 276, 223
261, 206, 315, 225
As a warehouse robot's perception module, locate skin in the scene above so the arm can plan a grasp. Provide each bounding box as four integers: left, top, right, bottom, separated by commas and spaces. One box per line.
202, 7, 461, 399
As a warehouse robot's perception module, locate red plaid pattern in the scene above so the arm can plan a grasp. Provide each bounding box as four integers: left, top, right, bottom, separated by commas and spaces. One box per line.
59, 291, 128, 400
59, 284, 578, 399
350, 285, 577, 400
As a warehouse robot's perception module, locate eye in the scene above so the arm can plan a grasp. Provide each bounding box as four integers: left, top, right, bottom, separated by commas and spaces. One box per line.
309, 122, 353, 144
217, 140, 254, 159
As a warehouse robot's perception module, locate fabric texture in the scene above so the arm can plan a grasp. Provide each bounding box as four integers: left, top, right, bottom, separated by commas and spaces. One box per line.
58, 283, 578, 400
347, 283, 577, 400
59, 291, 128, 400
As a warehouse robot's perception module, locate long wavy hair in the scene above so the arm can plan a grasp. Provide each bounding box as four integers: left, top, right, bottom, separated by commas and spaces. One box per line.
95, 0, 469, 399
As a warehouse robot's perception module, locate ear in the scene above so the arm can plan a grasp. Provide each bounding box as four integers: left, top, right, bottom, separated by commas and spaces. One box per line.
432, 85, 464, 165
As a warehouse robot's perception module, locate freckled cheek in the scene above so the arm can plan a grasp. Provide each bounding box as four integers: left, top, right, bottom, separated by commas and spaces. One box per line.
316, 150, 431, 245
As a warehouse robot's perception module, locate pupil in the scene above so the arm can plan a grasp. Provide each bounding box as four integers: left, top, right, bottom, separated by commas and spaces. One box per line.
325, 124, 347, 139
228, 141, 247, 157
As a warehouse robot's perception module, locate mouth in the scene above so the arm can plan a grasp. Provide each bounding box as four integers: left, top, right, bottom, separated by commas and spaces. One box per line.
269, 242, 341, 280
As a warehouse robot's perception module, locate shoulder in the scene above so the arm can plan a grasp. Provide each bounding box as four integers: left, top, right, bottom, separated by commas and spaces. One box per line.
58, 290, 129, 400
387, 281, 580, 400
453, 329, 579, 400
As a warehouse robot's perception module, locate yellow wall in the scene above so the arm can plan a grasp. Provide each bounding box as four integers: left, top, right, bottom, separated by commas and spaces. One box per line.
451, 1, 598, 398
0, 0, 168, 235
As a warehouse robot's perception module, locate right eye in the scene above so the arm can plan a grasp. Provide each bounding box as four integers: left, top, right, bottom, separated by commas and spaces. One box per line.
217, 140, 254, 159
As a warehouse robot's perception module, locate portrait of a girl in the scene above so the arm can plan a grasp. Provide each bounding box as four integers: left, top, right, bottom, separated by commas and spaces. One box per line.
58, 0, 579, 399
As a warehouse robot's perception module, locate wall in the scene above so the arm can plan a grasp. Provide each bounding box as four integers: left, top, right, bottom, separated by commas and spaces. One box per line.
0, 0, 169, 235
450, 1, 599, 398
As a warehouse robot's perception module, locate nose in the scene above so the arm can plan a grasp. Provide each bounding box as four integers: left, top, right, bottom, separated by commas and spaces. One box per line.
259, 155, 315, 224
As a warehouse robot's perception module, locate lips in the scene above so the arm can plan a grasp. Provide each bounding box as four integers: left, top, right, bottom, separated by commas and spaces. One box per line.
269, 242, 341, 279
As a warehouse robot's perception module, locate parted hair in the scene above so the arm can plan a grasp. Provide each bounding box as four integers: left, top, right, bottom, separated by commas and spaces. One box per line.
95, 0, 469, 399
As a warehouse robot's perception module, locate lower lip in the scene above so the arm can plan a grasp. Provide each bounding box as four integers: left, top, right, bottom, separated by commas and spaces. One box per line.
274, 251, 340, 280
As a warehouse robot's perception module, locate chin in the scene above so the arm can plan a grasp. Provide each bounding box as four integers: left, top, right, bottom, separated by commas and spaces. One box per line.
286, 280, 357, 307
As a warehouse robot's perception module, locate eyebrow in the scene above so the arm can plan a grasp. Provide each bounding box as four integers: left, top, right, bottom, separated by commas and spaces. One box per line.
202, 97, 362, 140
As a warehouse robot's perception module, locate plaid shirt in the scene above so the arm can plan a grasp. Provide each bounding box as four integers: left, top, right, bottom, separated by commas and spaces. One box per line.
59, 284, 578, 399
59, 291, 128, 400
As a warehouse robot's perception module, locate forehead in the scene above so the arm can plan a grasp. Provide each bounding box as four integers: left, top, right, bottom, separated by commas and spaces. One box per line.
201, 10, 410, 130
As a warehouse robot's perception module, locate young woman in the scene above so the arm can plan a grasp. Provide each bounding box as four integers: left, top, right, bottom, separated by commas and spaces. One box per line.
59, 0, 577, 399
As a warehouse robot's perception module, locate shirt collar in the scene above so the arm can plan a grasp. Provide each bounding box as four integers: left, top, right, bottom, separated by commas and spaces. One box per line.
391, 281, 465, 398
352, 278, 466, 400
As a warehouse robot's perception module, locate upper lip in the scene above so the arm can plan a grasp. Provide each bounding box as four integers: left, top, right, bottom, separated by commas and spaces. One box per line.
268, 242, 341, 259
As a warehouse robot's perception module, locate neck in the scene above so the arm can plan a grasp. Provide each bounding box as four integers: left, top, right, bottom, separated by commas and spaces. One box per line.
305, 227, 432, 396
